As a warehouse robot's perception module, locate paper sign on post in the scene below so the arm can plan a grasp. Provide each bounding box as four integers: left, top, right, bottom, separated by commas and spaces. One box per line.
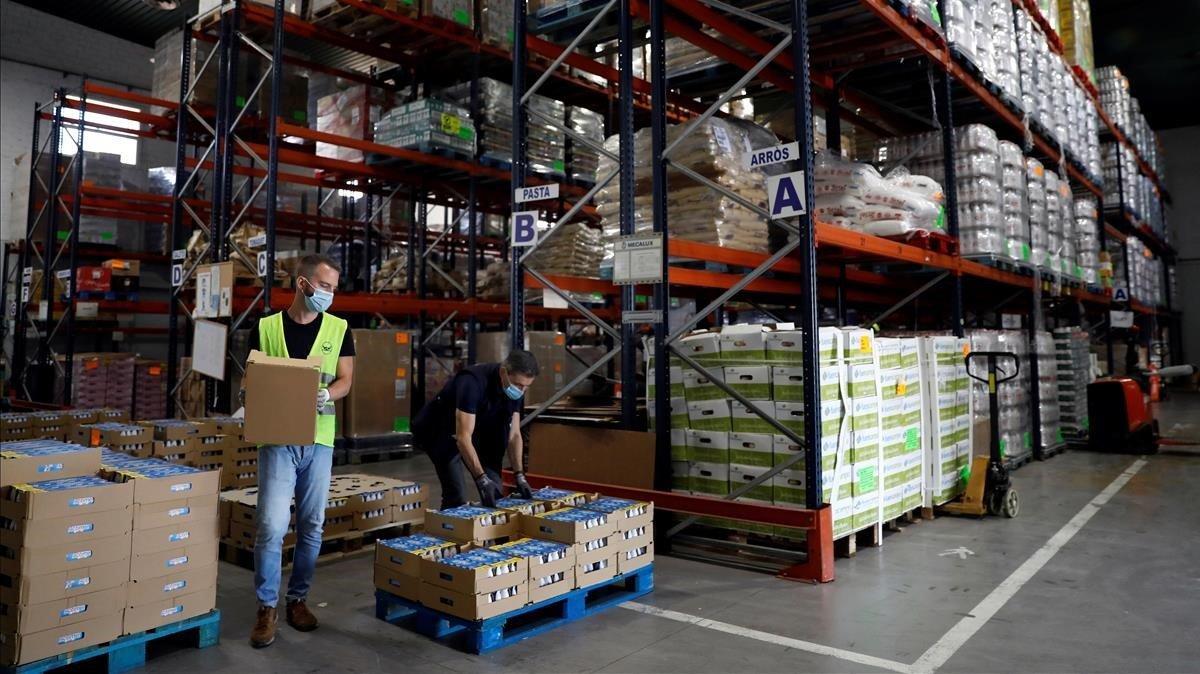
1110, 310, 1134, 328
612, 234, 663, 285
767, 170, 807, 219
514, 184, 559, 203
511, 211, 539, 247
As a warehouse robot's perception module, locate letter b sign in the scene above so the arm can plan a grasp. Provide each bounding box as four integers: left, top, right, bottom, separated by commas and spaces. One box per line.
511, 210, 539, 247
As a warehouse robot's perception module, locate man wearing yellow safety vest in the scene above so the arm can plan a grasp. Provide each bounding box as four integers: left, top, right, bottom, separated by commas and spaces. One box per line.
245, 254, 354, 649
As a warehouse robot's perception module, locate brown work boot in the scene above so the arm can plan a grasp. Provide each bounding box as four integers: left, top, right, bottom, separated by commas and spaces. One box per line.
250, 605, 277, 648
286, 599, 319, 632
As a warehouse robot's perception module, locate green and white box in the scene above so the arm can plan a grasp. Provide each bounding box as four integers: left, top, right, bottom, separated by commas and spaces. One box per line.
723, 366, 771, 400
881, 427, 907, 459
771, 365, 840, 401
772, 401, 805, 436
848, 362, 880, 399
648, 396, 689, 430
832, 499, 854, 538
903, 450, 924, 484
679, 331, 722, 365
686, 399, 731, 432
880, 396, 905, 431
774, 433, 837, 472
841, 328, 876, 364
876, 338, 903, 371
879, 369, 902, 400
731, 400, 776, 434
772, 469, 808, 507
764, 329, 802, 364
882, 455, 907, 490
852, 427, 881, 464
648, 365, 685, 399
685, 429, 729, 463
850, 396, 880, 432
670, 428, 688, 461
683, 368, 725, 402
671, 461, 691, 493
689, 461, 729, 496
903, 478, 922, 510
852, 490, 880, 531
719, 324, 767, 365
729, 464, 773, 503
728, 432, 773, 467
882, 485, 905, 520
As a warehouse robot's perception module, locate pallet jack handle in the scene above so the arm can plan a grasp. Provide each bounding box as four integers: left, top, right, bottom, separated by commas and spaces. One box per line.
965, 351, 1020, 390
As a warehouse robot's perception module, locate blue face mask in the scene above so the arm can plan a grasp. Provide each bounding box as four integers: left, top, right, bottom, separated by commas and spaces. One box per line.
504, 383, 525, 401
301, 278, 334, 313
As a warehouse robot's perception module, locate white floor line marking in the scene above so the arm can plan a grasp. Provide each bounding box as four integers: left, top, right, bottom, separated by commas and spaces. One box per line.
621, 458, 1148, 674
619, 602, 913, 674
909, 458, 1148, 674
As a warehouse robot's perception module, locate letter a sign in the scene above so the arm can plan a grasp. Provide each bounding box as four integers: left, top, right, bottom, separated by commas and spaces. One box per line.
767, 170, 807, 219
511, 210, 539, 247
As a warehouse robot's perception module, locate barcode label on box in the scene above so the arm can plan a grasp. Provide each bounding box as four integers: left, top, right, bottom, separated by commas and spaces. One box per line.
65, 576, 91, 589
167, 555, 188, 567
161, 605, 184, 617
60, 603, 88, 617
67, 523, 94, 535
65, 550, 93, 561
57, 631, 84, 645
164, 580, 186, 593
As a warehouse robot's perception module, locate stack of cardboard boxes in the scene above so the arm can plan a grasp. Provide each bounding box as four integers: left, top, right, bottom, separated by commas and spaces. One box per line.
341, 330, 413, 437
133, 360, 168, 421
59, 354, 136, 412
75, 422, 151, 458
99, 452, 220, 636
375, 490, 653, 621
218, 475, 426, 554
0, 442, 220, 666
0, 413, 31, 441
140, 417, 257, 491
27, 412, 70, 441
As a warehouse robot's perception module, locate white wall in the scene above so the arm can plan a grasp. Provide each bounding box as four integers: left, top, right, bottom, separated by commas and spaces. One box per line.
1, 0, 156, 242
1161, 125, 1200, 364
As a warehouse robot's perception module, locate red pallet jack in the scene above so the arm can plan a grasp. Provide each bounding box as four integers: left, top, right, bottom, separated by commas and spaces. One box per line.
942, 351, 1020, 518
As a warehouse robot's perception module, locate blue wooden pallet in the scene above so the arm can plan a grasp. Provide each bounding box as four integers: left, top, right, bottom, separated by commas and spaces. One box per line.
1, 610, 220, 674
375, 565, 653, 654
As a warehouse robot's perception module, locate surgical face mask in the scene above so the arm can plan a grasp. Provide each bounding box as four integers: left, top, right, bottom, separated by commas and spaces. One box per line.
300, 277, 334, 313
503, 383, 525, 401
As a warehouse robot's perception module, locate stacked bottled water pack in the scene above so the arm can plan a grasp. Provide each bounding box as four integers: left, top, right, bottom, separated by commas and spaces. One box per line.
967, 329, 1032, 464
999, 141, 1030, 263
1073, 196, 1101, 285
1026, 158, 1049, 272
1034, 331, 1062, 449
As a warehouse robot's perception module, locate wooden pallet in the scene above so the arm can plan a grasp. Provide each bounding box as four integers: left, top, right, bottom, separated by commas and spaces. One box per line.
310, 1, 405, 40
883, 230, 959, 256
1, 610, 220, 674
375, 565, 653, 654
833, 525, 881, 558
220, 520, 420, 570
883, 506, 925, 532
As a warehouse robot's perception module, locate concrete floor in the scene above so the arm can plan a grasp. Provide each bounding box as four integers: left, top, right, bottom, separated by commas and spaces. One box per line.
141, 392, 1200, 673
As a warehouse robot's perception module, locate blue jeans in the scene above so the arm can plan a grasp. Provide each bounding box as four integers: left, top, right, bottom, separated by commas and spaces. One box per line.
254, 444, 334, 608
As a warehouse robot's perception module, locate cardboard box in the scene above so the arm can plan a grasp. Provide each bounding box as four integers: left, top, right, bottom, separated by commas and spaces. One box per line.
375, 534, 462, 577
132, 499, 218, 531
419, 581, 526, 621
727, 432, 773, 468
420, 548, 525, 595
102, 258, 140, 276
0, 584, 125, 636
0, 533, 130, 577
1, 475, 133, 521
373, 565, 422, 601
125, 563, 217, 608
580, 497, 653, 533
719, 325, 767, 365
0, 558, 129, 608
226, 520, 295, 550
492, 539, 573, 604
576, 549, 618, 587
424, 506, 518, 544
686, 399, 731, 432
243, 350, 323, 446
723, 366, 771, 401
0, 611, 123, 666
0, 443, 101, 487
75, 423, 151, 448
103, 461, 220, 505
130, 538, 219, 582
2, 508, 131, 549
526, 332, 567, 405
494, 497, 551, 516
681, 368, 725, 402
617, 541, 654, 574
140, 420, 200, 441
688, 461, 729, 496
521, 508, 616, 545
731, 400, 777, 434
678, 332, 721, 365
353, 506, 391, 531
343, 330, 412, 436
527, 488, 597, 510
685, 429, 729, 464
123, 583, 216, 635
131, 519, 218, 557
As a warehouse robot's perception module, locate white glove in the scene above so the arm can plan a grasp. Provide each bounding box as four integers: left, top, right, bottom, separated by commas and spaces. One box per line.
316, 388, 331, 410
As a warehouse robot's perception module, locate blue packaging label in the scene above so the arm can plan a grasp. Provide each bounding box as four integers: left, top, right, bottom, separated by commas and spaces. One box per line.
60, 603, 87, 618
530, 487, 582, 501
438, 548, 517, 570
166, 555, 188, 567
1, 441, 91, 457
379, 534, 455, 554
540, 507, 608, 526
64, 576, 91, 589
14, 475, 111, 492
437, 505, 500, 519
57, 631, 84, 645
582, 496, 649, 516
492, 537, 570, 558
168, 507, 190, 517
69, 496, 96, 507
168, 531, 190, 542
37, 462, 64, 473
65, 549, 93, 562
160, 605, 184, 617
163, 580, 186, 592
67, 523, 94, 535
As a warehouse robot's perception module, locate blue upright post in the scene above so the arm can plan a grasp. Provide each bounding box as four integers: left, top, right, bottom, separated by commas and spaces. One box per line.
617, 0, 637, 428
168, 24, 192, 417
510, 0, 528, 352
649, 0, 670, 491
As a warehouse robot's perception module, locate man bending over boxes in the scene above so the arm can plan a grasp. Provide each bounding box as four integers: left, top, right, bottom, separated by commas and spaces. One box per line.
413, 350, 539, 509
245, 254, 355, 648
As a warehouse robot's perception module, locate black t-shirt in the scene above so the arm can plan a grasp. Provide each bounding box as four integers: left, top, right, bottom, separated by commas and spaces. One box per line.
249, 312, 355, 359
414, 363, 520, 465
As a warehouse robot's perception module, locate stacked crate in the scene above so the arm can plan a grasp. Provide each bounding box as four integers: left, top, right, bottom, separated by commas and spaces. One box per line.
373, 98, 476, 156
59, 354, 136, 413
0, 446, 130, 666
0, 413, 31, 442
875, 338, 927, 521
133, 360, 168, 421
75, 422, 151, 458
1054, 327, 1092, 439
99, 452, 220, 635
919, 336, 975, 506
374, 491, 653, 622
